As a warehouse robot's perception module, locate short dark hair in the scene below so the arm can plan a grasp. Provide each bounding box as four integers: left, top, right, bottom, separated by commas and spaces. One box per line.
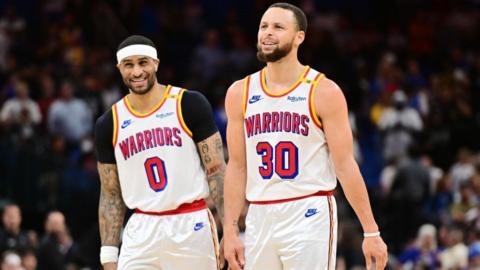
117, 35, 156, 51
268, 2, 307, 32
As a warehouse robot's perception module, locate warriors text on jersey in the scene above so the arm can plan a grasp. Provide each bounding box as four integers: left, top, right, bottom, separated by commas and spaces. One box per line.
243, 66, 337, 201
112, 86, 209, 211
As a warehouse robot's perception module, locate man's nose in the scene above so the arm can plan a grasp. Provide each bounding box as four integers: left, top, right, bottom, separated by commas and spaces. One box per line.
132, 64, 143, 77
264, 26, 274, 36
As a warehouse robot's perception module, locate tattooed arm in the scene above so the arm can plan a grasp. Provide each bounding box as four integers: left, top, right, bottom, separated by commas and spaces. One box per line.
98, 162, 126, 267
197, 132, 226, 221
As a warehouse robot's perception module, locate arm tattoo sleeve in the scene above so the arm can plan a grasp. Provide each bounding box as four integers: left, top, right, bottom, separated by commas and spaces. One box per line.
197, 132, 226, 223
98, 163, 127, 246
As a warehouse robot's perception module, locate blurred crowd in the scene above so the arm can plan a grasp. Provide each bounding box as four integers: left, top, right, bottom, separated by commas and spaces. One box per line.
0, 0, 479, 269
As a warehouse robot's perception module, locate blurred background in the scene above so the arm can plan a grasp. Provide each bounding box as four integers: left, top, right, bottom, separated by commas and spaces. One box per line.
0, 0, 479, 269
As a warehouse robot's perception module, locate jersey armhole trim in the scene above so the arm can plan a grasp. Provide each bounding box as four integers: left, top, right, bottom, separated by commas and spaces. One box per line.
308, 73, 325, 129
112, 104, 119, 146
176, 89, 193, 138
242, 75, 251, 118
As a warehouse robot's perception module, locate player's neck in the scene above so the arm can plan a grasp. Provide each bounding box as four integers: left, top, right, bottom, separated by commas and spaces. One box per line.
127, 82, 166, 114
264, 56, 305, 92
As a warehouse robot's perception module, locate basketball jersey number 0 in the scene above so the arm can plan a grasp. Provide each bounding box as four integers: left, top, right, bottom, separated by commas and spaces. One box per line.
144, 157, 168, 192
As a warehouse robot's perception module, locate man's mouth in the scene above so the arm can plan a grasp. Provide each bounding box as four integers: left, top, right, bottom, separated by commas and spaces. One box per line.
131, 78, 147, 87
261, 41, 277, 49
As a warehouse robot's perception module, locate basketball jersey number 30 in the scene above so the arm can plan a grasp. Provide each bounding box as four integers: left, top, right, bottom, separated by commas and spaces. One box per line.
256, 141, 298, 180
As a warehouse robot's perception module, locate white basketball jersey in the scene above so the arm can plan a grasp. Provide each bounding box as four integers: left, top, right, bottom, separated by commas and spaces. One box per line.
112, 86, 209, 211
243, 66, 337, 201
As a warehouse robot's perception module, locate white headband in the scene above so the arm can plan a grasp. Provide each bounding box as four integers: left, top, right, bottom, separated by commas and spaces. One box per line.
116, 44, 157, 63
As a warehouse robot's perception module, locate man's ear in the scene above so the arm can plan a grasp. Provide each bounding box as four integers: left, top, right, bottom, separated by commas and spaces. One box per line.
295, 31, 305, 46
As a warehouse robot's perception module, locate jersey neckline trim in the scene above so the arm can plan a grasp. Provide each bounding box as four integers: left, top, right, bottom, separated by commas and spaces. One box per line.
123, 85, 172, 118
260, 65, 310, 97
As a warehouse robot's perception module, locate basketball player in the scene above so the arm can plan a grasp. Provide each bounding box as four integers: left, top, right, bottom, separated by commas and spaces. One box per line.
223, 3, 388, 270
95, 35, 225, 270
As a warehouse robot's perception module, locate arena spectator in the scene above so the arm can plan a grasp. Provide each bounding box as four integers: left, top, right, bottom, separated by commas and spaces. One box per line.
37, 211, 81, 270
47, 80, 93, 145
397, 224, 439, 269
0, 81, 41, 140
0, 204, 34, 254
1, 250, 22, 270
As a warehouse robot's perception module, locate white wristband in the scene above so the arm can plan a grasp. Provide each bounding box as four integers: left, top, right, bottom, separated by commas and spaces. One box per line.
363, 231, 380, 238
100, 246, 119, 264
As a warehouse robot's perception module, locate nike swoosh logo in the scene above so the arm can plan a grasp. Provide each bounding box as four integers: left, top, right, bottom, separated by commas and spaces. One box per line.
248, 96, 263, 104
121, 120, 132, 129
304, 208, 319, 218
194, 222, 205, 231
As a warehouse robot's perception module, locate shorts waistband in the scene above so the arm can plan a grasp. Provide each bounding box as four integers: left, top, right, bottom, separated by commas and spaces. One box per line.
249, 190, 334, 205
134, 199, 206, 216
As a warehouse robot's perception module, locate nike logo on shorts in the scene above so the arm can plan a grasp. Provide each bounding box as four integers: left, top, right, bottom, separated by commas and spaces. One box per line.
304, 208, 319, 218
194, 222, 205, 231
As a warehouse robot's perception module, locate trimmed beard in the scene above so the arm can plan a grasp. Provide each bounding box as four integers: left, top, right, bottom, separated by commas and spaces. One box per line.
125, 74, 156, 95
256, 40, 293, 63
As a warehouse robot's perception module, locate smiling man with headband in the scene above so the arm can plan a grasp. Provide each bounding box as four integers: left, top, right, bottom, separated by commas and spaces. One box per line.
94, 35, 226, 270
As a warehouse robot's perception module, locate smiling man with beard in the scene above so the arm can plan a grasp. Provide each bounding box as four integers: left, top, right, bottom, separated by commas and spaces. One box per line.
223, 3, 388, 270
94, 35, 226, 270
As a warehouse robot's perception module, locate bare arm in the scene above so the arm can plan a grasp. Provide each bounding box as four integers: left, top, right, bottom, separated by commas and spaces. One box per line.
223, 79, 248, 234
315, 79, 378, 232
97, 162, 126, 246
315, 78, 387, 269
223, 80, 248, 269
197, 132, 226, 221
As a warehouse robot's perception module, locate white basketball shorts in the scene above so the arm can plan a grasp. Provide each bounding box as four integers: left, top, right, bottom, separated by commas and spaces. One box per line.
118, 201, 219, 270
245, 193, 337, 270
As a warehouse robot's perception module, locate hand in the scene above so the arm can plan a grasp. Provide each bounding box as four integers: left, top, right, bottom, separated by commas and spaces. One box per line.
223, 227, 245, 270
102, 262, 117, 270
362, 236, 388, 270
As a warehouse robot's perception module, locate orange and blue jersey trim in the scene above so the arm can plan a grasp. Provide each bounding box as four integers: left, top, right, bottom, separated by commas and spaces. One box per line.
260, 65, 310, 97
327, 195, 334, 270
308, 72, 325, 129
112, 104, 119, 146
207, 208, 221, 270
177, 89, 193, 138
124, 85, 172, 118
242, 75, 251, 117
